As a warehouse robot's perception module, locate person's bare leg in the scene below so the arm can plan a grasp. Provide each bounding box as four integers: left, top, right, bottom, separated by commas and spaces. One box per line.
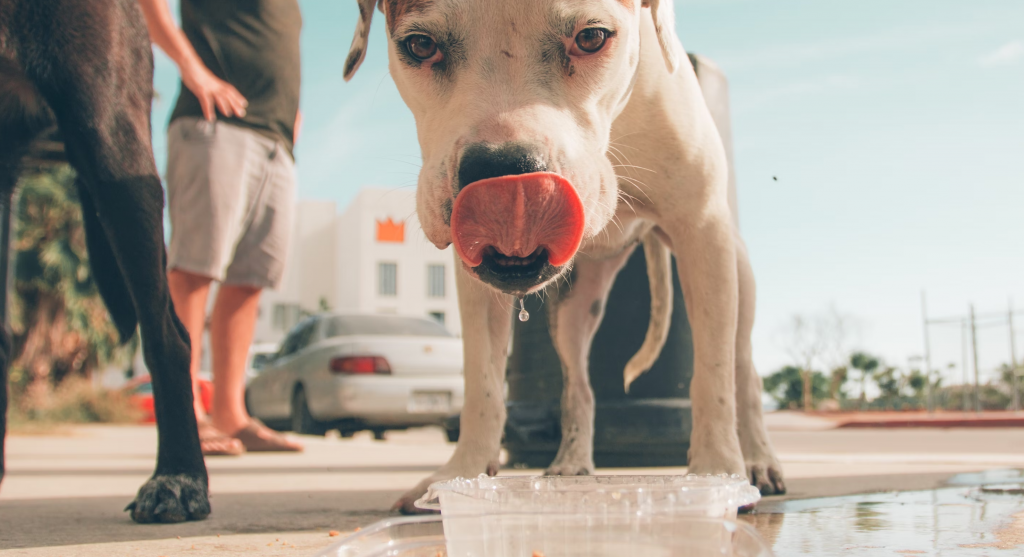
210, 284, 302, 451
167, 269, 213, 419
168, 269, 243, 455
209, 284, 260, 433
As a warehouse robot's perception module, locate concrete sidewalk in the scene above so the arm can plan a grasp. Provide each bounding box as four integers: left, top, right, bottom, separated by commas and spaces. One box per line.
768, 409, 1024, 429
3, 423, 1024, 555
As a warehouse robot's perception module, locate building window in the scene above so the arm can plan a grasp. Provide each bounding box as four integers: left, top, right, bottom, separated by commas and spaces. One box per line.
429, 311, 445, 325
427, 264, 445, 298
378, 262, 397, 296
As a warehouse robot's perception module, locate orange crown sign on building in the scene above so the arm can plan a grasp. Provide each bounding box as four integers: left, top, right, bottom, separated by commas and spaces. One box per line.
376, 217, 405, 243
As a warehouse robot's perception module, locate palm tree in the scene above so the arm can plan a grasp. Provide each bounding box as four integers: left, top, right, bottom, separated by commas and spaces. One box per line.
872, 366, 901, 409
8, 165, 129, 408
849, 351, 880, 410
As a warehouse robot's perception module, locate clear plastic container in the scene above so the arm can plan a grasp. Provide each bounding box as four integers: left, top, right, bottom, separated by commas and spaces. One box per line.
417, 474, 761, 520
315, 513, 774, 557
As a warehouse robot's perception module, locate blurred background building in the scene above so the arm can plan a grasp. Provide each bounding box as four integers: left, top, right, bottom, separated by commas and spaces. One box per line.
256, 187, 462, 345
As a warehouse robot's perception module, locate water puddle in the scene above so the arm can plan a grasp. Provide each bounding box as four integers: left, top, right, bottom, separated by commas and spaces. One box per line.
744, 470, 1024, 555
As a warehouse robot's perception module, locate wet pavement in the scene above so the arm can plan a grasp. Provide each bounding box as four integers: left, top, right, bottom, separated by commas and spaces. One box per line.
3, 424, 1024, 555
746, 470, 1024, 555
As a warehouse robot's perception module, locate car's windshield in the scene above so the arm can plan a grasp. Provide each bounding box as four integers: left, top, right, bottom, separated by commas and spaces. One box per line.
324, 315, 452, 338
251, 353, 274, 370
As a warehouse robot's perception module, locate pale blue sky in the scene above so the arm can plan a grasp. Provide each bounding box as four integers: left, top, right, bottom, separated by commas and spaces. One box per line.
151, 0, 1024, 385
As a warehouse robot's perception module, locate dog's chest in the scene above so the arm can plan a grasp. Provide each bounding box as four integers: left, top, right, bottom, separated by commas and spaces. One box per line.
580, 212, 650, 261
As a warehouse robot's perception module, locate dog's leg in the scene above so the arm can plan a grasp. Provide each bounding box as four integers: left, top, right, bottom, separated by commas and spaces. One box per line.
24, 0, 208, 523
546, 248, 634, 476
72, 161, 208, 525
663, 216, 745, 477
735, 236, 784, 495
0, 171, 15, 488
394, 257, 514, 513
1, 57, 46, 489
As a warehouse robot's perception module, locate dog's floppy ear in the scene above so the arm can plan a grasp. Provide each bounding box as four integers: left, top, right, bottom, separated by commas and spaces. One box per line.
642, 0, 683, 73
343, 0, 379, 81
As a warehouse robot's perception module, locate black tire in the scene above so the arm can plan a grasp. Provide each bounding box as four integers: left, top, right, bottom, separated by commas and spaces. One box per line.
371, 429, 387, 441
291, 385, 327, 436
445, 427, 460, 443
244, 388, 254, 416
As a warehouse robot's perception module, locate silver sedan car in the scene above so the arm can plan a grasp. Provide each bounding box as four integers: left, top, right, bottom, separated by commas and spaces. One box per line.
245, 313, 464, 439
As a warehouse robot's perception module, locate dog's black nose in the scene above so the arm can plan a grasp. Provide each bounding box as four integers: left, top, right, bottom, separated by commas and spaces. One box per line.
456, 142, 548, 191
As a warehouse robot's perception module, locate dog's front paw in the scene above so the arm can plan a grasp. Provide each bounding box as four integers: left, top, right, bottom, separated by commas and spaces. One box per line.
393, 476, 441, 516
687, 441, 745, 478
545, 454, 594, 476
393, 460, 500, 515
746, 455, 785, 496
126, 473, 210, 523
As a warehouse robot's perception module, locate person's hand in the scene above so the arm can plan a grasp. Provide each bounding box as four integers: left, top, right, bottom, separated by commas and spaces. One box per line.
180, 59, 248, 121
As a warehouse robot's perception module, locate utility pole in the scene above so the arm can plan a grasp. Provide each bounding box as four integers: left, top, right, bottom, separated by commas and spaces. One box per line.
1011, 298, 1019, 413
962, 321, 971, 412
971, 304, 981, 414
921, 291, 934, 413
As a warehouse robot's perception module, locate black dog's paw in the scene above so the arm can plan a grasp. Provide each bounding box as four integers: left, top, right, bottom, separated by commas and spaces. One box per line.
125, 473, 210, 523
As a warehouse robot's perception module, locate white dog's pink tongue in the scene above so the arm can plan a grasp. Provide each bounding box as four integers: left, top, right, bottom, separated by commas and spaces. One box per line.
450, 172, 585, 268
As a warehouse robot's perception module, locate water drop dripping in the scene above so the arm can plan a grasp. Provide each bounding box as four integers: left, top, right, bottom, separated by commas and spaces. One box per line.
518, 298, 530, 322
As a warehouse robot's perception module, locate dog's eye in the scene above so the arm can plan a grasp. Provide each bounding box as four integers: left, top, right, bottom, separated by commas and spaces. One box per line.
574, 28, 608, 54
405, 35, 438, 61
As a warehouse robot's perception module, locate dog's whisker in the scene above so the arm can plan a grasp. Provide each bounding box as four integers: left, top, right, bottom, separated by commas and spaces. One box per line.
607, 142, 647, 168
616, 194, 639, 217
611, 164, 655, 174
606, 146, 636, 179
607, 148, 653, 182
380, 159, 423, 169
608, 132, 643, 146
617, 176, 653, 201
607, 147, 654, 194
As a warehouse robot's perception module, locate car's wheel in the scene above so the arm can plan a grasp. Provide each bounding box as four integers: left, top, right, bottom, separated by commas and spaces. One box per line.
445, 427, 460, 443
291, 385, 327, 436
443, 415, 460, 443
244, 389, 254, 416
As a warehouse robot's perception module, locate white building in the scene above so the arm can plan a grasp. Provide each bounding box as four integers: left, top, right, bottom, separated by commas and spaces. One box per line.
254, 187, 462, 346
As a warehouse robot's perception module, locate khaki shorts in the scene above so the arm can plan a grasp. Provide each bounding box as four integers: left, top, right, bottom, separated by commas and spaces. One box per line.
166, 117, 295, 289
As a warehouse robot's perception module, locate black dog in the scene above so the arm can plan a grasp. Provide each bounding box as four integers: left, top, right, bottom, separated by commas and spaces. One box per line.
0, 0, 208, 523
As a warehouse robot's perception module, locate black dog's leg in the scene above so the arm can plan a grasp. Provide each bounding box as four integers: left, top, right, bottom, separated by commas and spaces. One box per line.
77, 178, 209, 523
77, 187, 139, 345
19, 0, 209, 522
1, 54, 50, 490
0, 176, 14, 488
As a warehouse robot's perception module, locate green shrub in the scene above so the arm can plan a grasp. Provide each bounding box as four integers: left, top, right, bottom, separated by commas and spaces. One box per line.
8, 377, 141, 427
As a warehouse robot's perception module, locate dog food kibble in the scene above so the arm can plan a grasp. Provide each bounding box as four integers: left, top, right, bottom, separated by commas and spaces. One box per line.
329, 530, 341, 537
532, 551, 546, 557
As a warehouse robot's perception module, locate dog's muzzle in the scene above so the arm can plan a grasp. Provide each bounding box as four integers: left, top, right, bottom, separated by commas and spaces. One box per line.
450, 172, 585, 293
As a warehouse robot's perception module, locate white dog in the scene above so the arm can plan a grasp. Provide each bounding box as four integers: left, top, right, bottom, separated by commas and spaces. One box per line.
343, 0, 785, 513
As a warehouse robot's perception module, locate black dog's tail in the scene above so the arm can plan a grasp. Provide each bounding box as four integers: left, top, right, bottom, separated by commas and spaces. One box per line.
78, 189, 139, 343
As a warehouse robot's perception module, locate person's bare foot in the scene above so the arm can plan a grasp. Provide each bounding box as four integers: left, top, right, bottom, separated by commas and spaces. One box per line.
232, 419, 303, 452
198, 420, 244, 456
